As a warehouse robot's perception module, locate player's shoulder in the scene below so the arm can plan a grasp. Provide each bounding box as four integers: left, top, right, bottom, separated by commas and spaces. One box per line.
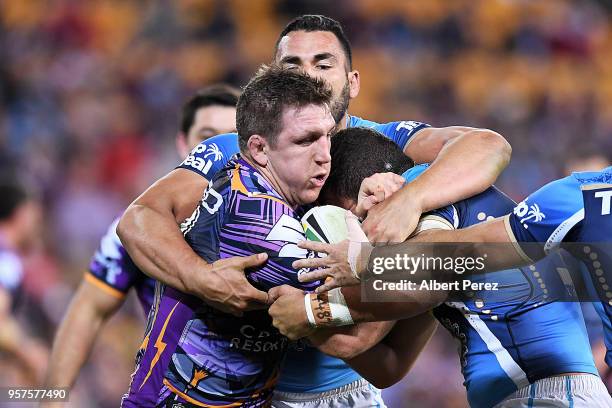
518, 174, 583, 219
178, 133, 239, 179
97, 216, 124, 259
571, 166, 612, 186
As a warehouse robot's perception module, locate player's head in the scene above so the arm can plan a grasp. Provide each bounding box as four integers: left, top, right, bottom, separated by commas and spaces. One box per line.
237, 65, 336, 207
176, 84, 240, 158
274, 15, 359, 124
319, 127, 413, 211
565, 151, 611, 174
0, 179, 41, 250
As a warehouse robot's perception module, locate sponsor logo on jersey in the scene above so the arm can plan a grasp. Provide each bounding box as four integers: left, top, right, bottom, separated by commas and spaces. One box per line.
595, 190, 612, 215
181, 143, 224, 175
514, 200, 545, 229
395, 121, 421, 132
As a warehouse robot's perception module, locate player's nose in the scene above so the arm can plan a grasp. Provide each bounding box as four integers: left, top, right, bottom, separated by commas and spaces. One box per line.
314, 135, 331, 164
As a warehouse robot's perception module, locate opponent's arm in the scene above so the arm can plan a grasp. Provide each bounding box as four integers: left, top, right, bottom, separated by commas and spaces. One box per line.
269, 277, 445, 339
117, 169, 268, 315
363, 127, 511, 243
309, 321, 396, 360
381, 216, 534, 273
0, 288, 47, 385
45, 279, 123, 389
344, 313, 437, 389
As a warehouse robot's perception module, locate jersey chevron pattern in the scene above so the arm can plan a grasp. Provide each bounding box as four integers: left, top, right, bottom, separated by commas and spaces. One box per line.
122, 156, 319, 407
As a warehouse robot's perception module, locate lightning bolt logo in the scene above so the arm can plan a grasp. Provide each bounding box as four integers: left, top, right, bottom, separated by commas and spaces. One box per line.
139, 301, 180, 390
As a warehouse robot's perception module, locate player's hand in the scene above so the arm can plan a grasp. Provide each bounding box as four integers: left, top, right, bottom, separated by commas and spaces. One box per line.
294, 211, 372, 293
354, 173, 405, 219
362, 183, 423, 244
268, 285, 314, 340
192, 253, 270, 317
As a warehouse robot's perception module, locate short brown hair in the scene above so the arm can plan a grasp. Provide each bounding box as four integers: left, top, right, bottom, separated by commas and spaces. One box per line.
236, 65, 333, 152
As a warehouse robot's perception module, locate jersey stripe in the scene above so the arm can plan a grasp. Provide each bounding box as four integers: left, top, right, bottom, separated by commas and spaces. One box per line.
544, 209, 584, 254
447, 301, 530, 389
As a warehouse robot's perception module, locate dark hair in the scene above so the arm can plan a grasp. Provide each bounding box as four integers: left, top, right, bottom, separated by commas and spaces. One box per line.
180, 84, 241, 135
275, 15, 352, 69
236, 65, 333, 152
0, 180, 30, 221
320, 127, 414, 202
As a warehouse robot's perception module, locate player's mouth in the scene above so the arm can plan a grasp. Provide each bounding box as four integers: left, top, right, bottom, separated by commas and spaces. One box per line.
311, 173, 328, 188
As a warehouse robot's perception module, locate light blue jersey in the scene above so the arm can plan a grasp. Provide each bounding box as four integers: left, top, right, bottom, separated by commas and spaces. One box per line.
177, 116, 430, 393
508, 166, 612, 368
403, 166, 598, 408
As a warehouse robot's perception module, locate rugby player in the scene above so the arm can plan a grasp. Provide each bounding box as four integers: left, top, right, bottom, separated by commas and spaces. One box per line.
0, 179, 46, 385
44, 85, 242, 392
272, 128, 612, 406
118, 15, 510, 407
122, 66, 342, 407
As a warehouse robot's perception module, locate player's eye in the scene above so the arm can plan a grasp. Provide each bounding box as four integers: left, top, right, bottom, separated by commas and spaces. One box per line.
316, 64, 332, 70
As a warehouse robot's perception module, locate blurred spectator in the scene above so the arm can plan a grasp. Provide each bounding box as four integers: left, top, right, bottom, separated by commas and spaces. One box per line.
0, 177, 47, 386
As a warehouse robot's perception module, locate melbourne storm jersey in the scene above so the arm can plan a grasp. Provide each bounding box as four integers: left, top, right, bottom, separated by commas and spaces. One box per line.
123, 156, 320, 407
177, 115, 431, 393
405, 165, 598, 408
508, 166, 612, 367
87, 218, 155, 313
0, 240, 23, 310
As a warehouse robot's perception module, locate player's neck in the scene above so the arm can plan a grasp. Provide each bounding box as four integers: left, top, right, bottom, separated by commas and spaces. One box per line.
240, 155, 299, 209
338, 113, 349, 131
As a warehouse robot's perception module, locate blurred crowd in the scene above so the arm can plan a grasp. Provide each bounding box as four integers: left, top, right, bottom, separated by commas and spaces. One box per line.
1, 0, 611, 407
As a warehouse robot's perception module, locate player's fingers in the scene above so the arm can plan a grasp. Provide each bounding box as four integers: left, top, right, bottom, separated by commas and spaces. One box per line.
239, 252, 268, 268
298, 268, 332, 283
267, 286, 282, 303
297, 240, 332, 253
315, 279, 340, 294
245, 286, 270, 305
346, 211, 368, 242
292, 256, 329, 270
391, 173, 406, 186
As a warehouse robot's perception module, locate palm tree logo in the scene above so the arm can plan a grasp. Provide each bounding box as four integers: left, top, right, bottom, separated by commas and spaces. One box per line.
519, 204, 545, 228
203, 143, 223, 161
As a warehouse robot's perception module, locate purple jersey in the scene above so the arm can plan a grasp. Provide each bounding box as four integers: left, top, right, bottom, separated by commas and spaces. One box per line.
0, 243, 23, 310
87, 218, 156, 313
122, 156, 319, 407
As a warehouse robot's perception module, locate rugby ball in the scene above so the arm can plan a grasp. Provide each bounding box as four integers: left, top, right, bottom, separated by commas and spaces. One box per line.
301, 205, 349, 244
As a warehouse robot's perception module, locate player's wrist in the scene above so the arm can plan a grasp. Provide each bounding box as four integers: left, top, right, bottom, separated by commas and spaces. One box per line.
304, 289, 354, 328
181, 258, 214, 297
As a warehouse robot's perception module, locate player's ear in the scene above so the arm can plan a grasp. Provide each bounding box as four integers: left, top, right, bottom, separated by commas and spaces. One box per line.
348, 70, 360, 99
247, 134, 268, 166
176, 132, 190, 159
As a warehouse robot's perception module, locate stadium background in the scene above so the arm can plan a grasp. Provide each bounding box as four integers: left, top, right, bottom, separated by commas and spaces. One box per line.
1, 0, 611, 406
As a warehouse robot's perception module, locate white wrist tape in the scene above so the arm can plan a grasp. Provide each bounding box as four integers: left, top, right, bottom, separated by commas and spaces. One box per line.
327, 288, 354, 326
304, 294, 316, 326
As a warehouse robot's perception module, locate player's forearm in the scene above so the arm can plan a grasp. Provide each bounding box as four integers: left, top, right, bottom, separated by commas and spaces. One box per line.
342, 285, 445, 323
381, 218, 531, 274
118, 203, 209, 294
45, 284, 118, 388
309, 321, 395, 360
407, 129, 511, 213
345, 314, 437, 389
